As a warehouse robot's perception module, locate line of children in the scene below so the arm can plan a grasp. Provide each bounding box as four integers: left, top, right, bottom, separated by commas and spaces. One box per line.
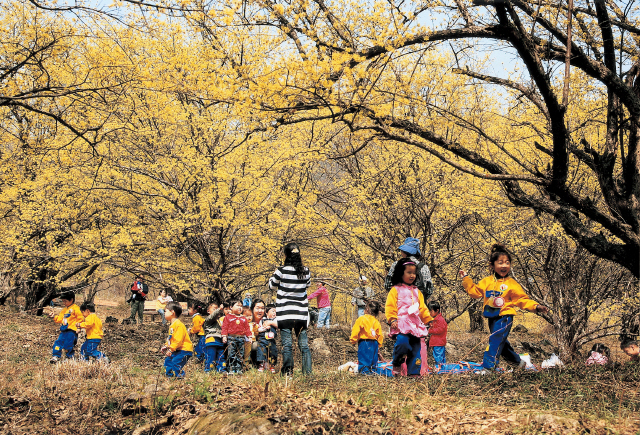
188, 302, 206, 362
350, 301, 383, 374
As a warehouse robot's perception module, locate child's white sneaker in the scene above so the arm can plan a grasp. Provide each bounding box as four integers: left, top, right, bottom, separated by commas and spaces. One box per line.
258, 363, 265, 372
49, 356, 59, 364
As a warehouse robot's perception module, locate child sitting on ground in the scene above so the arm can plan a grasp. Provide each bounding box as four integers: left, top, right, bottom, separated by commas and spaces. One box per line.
350, 301, 383, 374
161, 302, 193, 378
386, 257, 433, 377
49, 291, 84, 363
222, 300, 252, 374
188, 302, 206, 362
203, 302, 227, 373
585, 343, 610, 365
427, 301, 447, 366
76, 302, 109, 363
621, 339, 640, 361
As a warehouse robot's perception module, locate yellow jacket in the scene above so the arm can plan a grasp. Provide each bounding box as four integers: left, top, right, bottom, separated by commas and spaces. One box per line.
54, 304, 84, 332
167, 319, 194, 352
462, 275, 539, 317
350, 314, 383, 346
189, 314, 205, 335
78, 313, 104, 339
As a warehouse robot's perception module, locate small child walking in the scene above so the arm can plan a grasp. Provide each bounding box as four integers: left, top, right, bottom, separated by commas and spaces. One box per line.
188, 302, 206, 362
350, 301, 383, 374
385, 257, 433, 376
49, 291, 84, 363
460, 243, 548, 370
76, 302, 108, 363
427, 301, 447, 366
161, 302, 193, 378
222, 300, 252, 374
203, 302, 227, 373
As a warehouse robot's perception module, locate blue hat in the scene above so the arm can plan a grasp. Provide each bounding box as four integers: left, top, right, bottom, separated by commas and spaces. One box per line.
398, 237, 421, 256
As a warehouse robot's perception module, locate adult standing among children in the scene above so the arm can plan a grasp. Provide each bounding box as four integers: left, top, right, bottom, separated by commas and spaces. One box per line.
308, 281, 331, 329
268, 242, 312, 375
352, 276, 374, 318
384, 237, 433, 300
128, 276, 149, 325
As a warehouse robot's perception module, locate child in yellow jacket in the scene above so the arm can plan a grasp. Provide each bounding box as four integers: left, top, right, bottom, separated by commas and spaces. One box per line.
49, 291, 84, 363
161, 302, 194, 378
350, 301, 383, 375
187, 302, 206, 362
460, 243, 548, 370
76, 302, 109, 363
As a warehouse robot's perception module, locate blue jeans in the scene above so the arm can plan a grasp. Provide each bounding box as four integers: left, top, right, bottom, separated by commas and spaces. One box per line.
227, 336, 245, 373
80, 339, 106, 360
392, 334, 422, 376
204, 341, 227, 373
256, 335, 278, 364
164, 350, 192, 377
52, 330, 78, 358
358, 339, 379, 374
157, 309, 167, 325
431, 346, 446, 365
193, 335, 205, 361
317, 307, 331, 328
280, 326, 312, 375
483, 316, 520, 369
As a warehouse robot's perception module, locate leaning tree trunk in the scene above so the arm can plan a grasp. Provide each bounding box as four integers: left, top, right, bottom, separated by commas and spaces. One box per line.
468, 301, 484, 332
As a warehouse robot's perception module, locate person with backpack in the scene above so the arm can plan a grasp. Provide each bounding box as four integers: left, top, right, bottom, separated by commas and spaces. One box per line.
127, 276, 149, 325
384, 237, 433, 300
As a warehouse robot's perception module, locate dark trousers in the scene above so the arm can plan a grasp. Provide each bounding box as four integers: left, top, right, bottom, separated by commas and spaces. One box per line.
204, 342, 226, 373
130, 300, 144, 324
164, 350, 192, 377
483, 315, 521, 369
193, 335, 205, 361
357, 339, 379, 374
52, 330, 78, 358
392, 333, 422, 375
227, 336, 245, 373
80, 339, 106, 360
256, 335, 278, 365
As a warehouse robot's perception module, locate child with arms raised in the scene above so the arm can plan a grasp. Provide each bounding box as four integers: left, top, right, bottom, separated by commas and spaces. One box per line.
76, 302, 108, 362
161, 302, 193, 378
386, 258, 433, 377
49, 291, 84, 363
460, 243, 548, 370
350, 301, 383, 374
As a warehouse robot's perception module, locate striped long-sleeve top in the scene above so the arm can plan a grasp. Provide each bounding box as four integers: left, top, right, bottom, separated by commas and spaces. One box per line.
269, 265, 311, 330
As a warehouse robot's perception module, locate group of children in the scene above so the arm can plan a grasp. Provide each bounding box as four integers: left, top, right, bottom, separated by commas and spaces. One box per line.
49, 241, 640, 377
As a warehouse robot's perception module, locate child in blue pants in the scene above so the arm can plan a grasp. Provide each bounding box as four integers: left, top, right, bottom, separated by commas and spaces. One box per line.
460, 243, 548, 370
49, 292, 84, 363
350, 301, 383, 374
203, 302, 227, 373
77, 302, 109, 362
161, 302, 193, 378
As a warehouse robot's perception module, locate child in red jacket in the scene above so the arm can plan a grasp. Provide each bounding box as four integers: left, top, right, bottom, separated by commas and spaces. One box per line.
427, 301, 447, 366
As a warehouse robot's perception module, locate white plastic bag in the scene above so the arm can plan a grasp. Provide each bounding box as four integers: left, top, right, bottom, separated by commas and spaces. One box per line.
338, 361, 359, 373
541, 353, 564, 369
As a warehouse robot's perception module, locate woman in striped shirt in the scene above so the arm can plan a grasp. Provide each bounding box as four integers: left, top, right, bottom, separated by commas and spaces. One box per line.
268, 242, 312, 375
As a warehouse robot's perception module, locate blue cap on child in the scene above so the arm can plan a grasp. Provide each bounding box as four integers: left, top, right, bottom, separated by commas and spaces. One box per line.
398, 237, 421, 255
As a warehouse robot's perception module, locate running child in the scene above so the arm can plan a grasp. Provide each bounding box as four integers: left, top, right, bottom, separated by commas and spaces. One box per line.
427, 301, 447, 366
350, 301, 383, 374
188, 302, 206, 362
49, 291, 84, 363
76, 302, 108, 362
221, 299, 252, 374
385, 257, 433, 376
203, 302, 227, 373
161, 302, 193, 378
460, 243, 548, 370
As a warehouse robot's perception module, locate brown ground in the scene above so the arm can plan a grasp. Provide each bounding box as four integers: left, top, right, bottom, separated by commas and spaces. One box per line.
0, 301, 638, 434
